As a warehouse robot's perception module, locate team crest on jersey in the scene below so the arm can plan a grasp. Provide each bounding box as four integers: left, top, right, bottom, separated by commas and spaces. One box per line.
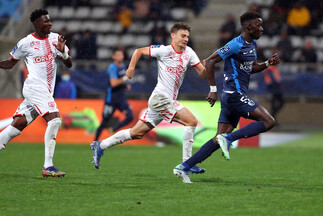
219, 45, 230, 54
151, 45, 161, 48
48, 101, 55, 108
30, 41, 41, 50
182, 54, 189, 61
169, 52, 175, 60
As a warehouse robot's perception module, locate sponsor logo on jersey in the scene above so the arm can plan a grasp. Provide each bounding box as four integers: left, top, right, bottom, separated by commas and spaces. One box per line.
151, 45, 161, 48
240, 61, 254, 71
219, 45, 230, 54
33, 53, 57, 63
30, 41, 41, 50
165, 65, 186, 74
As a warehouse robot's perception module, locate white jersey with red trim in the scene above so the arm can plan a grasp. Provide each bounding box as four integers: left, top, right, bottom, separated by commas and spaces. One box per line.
10, 32, 69, 95
149, 44, 200, 100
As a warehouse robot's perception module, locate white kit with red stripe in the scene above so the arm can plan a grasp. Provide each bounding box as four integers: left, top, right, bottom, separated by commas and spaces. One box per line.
10, 32, 69, 94
149, 44, 200, 100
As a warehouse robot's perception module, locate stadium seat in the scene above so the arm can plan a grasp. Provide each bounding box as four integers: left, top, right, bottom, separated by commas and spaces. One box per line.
91, 7, 108, 19
97, 48, 113, 59
169, 8, 189, 21
102, 35, 119, 47
46, 6, 59, 19
135, 35, 151, 47
290, 36, 303, 48
51, 20, 66, 32
120, 34, 135, 46
60, 7, 75, 19
74, 7, 91, 19
66, 20, 82, 32
96, 21, 114, 33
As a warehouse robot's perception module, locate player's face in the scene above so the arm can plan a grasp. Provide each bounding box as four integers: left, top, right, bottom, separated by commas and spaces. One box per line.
249, 18, 263, 39
113, 50, 124, 63
172, 29, 189, 49
34, 15, 52, 35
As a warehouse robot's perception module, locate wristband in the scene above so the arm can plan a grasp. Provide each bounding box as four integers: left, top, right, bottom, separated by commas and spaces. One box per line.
122, 76, 129, 82
62, 51, 69, 60
210, 86, 217, 92
265, 60, 270, 67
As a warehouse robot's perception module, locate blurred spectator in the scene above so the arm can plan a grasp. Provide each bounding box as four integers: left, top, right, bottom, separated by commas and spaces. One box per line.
75, 30, 97, 59
276, 32, 293, 62
55, 70, 77, 99
149, 0, 167, 21
287, 1, 311, 36
151, 22, 168, 45
219, 14, 236, 46
249, 3, 261, 14
264, 65, 284, 122
297, 40, 317, 71
118, 4, 132, 34
133, 0, 150, 21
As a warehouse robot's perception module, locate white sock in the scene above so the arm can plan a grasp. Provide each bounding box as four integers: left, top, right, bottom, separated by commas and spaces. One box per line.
182, 126, 196, 161
100, 129, 132, 150
44, 118, 61, 168
0, 125, 21, 150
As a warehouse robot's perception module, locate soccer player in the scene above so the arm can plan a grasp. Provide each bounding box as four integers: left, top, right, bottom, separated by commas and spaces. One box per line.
91, 22, 207, 174
94, 48, 134, 141
0, 9, 72, 177
173, 11, 280, 183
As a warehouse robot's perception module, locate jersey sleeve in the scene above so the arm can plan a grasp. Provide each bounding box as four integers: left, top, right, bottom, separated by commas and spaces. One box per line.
150, 45, 166, 58
189, 48, 201, 67
10, 38, 26, 60
216, 39, 242, 60
107, 64, 118, 79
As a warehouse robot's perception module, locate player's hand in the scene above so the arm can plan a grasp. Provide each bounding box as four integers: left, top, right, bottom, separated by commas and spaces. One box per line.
53, 35, 66, 53
268, 53, 280, 65
206, 92, 217, 107
126, 68, 135, 79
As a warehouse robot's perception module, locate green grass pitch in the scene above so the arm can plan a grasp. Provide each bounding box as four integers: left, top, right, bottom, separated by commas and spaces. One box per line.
0, 131, 322, 216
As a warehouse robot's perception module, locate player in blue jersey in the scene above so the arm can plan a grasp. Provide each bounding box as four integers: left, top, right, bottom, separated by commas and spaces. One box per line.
173, 11, 280, 183
94, 49, 134, 141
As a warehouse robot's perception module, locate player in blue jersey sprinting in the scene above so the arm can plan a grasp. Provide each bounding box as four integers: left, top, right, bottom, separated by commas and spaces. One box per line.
173, 11, 281, 183
94, 49, 134, 141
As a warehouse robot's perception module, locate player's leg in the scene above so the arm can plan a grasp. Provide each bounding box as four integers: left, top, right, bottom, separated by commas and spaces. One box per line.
226, 104, 275, 142
42, 112, 65, 177
91, 120, 153, 169
113, 102, 134, 132
172, 107, 198, 162
94, 103, 115, 141
0, 100, 38, 150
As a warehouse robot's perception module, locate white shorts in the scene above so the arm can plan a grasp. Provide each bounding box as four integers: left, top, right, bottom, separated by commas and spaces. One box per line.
13, 85, 59, 124
139, 94, 184, 127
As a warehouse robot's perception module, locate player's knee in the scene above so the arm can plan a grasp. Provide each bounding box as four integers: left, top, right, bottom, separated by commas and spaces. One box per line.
48, 117, 62, 128
188, 117, 198, 127
265, 116, 275, 130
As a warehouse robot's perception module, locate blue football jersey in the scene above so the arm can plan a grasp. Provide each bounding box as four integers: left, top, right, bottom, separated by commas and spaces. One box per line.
105, 62, 127, 103
217, 35, 257, 95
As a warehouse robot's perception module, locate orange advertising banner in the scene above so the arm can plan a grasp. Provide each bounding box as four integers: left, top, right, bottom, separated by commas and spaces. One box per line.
0, 99, 155, 145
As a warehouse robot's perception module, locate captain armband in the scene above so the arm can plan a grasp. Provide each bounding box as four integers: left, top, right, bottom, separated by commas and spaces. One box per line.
265, 60, 270, 67
210, 86, 217, 93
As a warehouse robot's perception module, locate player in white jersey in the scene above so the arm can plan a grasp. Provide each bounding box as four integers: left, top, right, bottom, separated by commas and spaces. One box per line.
0, 9, 73, 177
91, 23, 207, 175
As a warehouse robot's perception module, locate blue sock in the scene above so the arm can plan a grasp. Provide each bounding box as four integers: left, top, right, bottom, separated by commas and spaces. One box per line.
182, 139, 219, 170
229, 121, 267, 141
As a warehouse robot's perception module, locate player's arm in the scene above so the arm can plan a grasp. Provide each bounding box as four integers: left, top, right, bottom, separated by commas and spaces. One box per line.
126, 47, 149, 79
204, 51, 223, 107
53, 35, 73, 68
252, 53, 280, 74
110, 77, 129, 87
0, 58, 19, 69
193, 62, 206, 79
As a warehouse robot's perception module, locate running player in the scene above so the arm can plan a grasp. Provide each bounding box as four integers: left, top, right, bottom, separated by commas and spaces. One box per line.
91, 22, 207, 174
0, 9, 73, 177
173, 11, 280, 183
94, 48, 134, 141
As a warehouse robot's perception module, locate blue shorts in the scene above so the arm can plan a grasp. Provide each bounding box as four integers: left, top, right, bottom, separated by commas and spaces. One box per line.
218, 92, 259, 128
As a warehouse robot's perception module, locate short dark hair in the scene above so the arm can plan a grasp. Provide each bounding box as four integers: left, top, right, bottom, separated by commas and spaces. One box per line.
30, 9, 48, 23
240, 11, 262, 25
170, 22, 191, 33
